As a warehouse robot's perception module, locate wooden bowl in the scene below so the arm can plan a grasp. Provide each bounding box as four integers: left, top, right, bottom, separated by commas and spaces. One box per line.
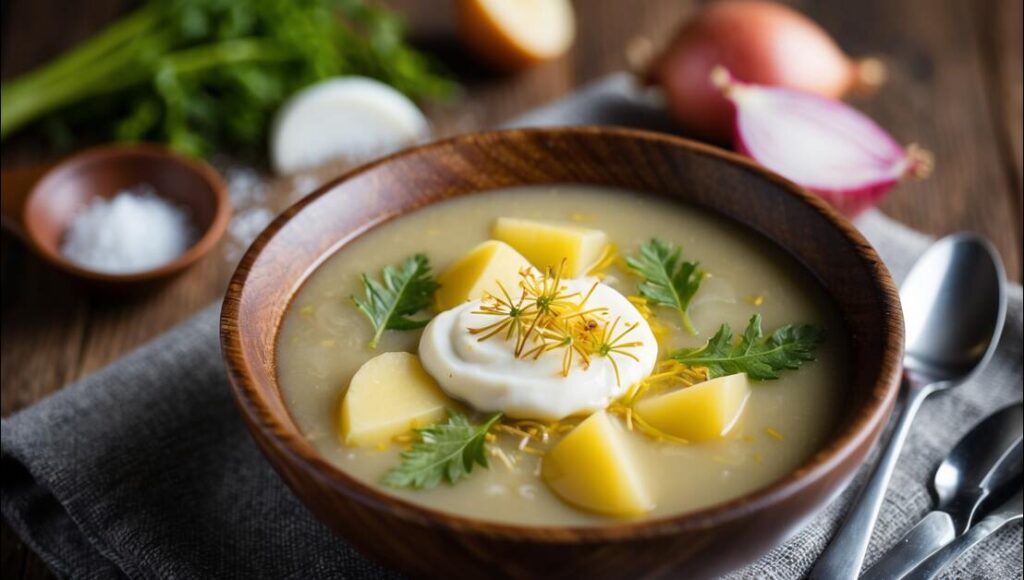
221, 127, 903, 579
1, 144, 230, 293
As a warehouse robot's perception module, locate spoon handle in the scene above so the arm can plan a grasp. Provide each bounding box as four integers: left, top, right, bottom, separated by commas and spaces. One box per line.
860, 511, 956, 580
808, 383, 933, 580
903, 512, 1021, 580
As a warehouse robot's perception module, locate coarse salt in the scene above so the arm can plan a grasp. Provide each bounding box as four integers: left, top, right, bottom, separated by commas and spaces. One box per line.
60, 185, 195, 274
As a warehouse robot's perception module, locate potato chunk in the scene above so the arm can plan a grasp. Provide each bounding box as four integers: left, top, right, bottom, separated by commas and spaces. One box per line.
492, 217, 608, 277
435, 240, 533, 311
340, 352, 451, 447
542, 411, 651, 517
634, 373, 751, 442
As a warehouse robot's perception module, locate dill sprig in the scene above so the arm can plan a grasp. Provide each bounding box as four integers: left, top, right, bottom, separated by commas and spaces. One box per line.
469, 281, 534, 353
584, 316, 644, 386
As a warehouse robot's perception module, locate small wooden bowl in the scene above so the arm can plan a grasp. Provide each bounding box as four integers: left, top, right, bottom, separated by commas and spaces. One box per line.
222, 128, 903, 579
1, 144, 230, 293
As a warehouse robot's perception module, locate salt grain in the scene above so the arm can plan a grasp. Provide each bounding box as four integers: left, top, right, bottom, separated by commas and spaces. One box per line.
227, 207, 275, 248
60, 185, 194, 274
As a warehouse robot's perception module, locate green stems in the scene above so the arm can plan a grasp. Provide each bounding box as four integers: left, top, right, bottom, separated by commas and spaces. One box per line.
0, 4, 163, 139
0, 30, 284, 140
3, 3, 159, 96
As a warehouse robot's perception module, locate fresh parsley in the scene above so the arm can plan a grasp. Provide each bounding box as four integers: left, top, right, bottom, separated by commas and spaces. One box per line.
382, 410, 502, 490
352, 254, 439, 349
1, 0, 454, 156
670, 314, 825, 380
625, 238, 704, 334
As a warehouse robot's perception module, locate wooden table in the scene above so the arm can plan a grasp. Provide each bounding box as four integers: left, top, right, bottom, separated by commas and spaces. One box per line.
2, 0, 1020, 577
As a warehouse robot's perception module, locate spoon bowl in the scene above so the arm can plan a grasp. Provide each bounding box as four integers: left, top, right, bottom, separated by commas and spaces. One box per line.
901, 234, 1008, 385
933, 404, 1024, 528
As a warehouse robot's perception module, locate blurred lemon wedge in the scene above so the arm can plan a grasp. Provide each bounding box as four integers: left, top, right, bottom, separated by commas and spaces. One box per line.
456, 0, 576, 71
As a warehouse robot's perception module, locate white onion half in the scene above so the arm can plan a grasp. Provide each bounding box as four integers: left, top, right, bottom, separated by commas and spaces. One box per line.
270, 76, 431, 175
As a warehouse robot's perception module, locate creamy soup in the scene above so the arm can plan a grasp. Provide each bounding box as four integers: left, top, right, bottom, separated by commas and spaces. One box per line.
277, 185, 846, 526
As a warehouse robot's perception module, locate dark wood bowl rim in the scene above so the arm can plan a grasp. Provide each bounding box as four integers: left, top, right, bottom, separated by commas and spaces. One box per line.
221, 126, 903, 542
24, 143, 231, 283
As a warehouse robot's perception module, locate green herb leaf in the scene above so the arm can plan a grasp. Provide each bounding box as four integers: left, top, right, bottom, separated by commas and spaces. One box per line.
1, 0, 455, 155
352, 254, 439, 349
382, 411, 502, 490
670, 314, 825, 380
625, 238, 704, 334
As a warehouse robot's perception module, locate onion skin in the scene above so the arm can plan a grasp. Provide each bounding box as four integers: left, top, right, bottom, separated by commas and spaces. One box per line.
791, 143, 932, 217
647, 0, 882, 142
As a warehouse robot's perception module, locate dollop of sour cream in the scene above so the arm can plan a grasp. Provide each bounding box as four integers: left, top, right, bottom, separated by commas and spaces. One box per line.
419, 279, 658, 420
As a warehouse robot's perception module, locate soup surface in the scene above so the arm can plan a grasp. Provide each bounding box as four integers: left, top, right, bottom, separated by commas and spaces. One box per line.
277, 185, 846, 526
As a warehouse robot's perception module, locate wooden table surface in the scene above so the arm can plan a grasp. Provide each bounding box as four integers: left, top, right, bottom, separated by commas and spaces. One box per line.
2, 0, 1020, 577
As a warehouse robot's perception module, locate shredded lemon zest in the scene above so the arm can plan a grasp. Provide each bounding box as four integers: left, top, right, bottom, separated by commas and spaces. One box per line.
746, 294, 765, 306
605, 360, 712, 445
587, 243, 619, 279
765, 427, 785, 441
628, 295, 652, 319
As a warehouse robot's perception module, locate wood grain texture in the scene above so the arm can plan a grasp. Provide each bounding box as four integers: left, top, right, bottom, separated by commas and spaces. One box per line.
222, 127, 903, 579
1, 0, 1020, 577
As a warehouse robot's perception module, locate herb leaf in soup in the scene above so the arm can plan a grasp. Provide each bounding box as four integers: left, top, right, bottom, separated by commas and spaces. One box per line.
352, 254, 439, 349
625, 238, 703, 335
383, 411, 502, 489
671, 314, 825, 380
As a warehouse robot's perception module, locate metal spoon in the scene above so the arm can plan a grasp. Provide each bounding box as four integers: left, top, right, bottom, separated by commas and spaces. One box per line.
809, 233, 1008, 580
862, 404, 1023, 579
905, 486, 1023, 580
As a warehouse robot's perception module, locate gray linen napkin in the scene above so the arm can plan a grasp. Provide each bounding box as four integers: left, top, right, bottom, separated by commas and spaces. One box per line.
3, 74, 1022, 579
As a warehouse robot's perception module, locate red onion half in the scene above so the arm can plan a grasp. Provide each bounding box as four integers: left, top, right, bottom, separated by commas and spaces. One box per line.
714, 67, 931, 217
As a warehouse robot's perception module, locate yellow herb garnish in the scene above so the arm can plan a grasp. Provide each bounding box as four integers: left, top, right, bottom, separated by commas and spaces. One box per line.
470, 281, 534, 352
583, 316, 643, 386
468, 262, 644, 381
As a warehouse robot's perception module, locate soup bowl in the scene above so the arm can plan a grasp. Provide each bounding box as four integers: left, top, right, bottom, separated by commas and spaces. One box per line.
221, 127, 903, 579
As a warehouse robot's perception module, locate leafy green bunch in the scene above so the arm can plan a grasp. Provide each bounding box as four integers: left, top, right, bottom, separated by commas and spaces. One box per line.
0, 0, 454, 157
